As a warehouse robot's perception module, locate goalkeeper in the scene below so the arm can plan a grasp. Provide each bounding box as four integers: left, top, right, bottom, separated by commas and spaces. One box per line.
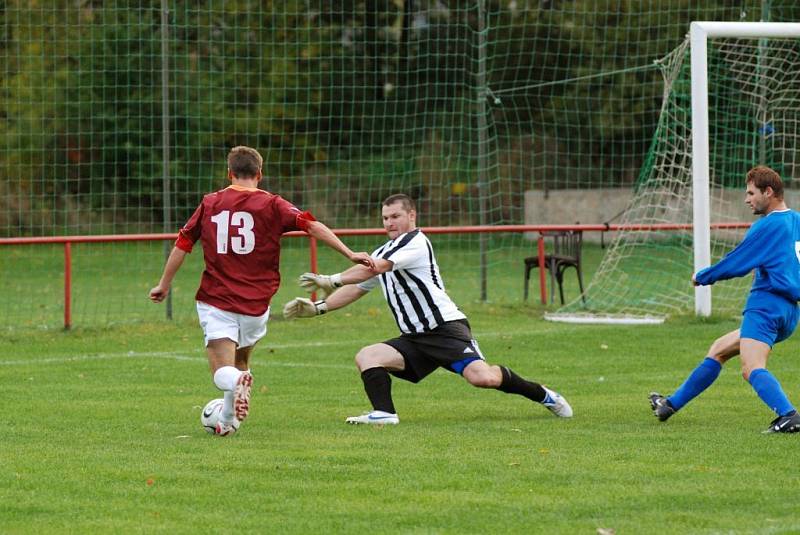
649, 166, 800, 433
283, 193, 572, 425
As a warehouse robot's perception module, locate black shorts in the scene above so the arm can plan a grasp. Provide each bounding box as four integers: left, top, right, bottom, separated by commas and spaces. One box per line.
383, 319, 486, 383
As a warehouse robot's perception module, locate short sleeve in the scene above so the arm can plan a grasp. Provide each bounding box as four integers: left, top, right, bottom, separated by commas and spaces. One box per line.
176, 203, 204, 252
273, 195, 304, 232
356, 244, 387, 291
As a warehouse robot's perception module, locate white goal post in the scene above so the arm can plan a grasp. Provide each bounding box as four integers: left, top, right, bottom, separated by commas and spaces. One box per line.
547, 21, 800, 326
691, 21, 800, 316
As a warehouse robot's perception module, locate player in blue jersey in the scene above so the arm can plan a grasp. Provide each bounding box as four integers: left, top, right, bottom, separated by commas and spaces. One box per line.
649, 165, 800, 433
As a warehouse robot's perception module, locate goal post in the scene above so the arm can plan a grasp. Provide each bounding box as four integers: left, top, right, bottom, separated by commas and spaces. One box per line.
550, 20, 800, 324
691, 22, 800, 317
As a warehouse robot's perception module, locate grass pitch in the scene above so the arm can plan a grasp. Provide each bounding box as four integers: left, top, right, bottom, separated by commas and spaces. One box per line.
3, 304, 800, 534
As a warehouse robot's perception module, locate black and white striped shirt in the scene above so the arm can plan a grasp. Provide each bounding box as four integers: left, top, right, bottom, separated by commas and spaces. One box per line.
357, 229, 466, 334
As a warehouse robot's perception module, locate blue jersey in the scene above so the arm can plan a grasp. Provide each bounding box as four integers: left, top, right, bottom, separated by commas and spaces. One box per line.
695, 209, 800, 303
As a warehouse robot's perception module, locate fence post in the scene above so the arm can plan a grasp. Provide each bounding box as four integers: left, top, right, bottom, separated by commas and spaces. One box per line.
476, 0, 489, 302
309, 236, 318, 301
64, 242, 72, 330
537, 234, 547, 305
161, 0, 173, 320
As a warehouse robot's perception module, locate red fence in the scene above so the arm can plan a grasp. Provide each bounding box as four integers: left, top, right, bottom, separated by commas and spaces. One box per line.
0, 222, 751, 329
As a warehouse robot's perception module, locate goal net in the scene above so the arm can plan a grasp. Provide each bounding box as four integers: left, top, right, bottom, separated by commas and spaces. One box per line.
2, 4, 797, 329
551, 27, 800, 323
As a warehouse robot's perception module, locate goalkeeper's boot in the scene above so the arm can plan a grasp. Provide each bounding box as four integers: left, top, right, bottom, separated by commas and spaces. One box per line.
648, 392, 676, 422
541, 387, 573, 418
233, 371, 253, 422
763, 411, 800, 434
345, 410, 399, 425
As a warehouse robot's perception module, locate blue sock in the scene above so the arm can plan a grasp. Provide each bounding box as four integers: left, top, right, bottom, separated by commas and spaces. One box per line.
667, 357, 722, 411
748, 368, 795, 417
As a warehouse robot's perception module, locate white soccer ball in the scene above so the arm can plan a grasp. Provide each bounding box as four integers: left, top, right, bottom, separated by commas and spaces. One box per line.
200, 398, 240, 436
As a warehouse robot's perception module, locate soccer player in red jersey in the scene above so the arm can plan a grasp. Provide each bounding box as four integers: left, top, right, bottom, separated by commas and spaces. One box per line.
150, 146, 374, 435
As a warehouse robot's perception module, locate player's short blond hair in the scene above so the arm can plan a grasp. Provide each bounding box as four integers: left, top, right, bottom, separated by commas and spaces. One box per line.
227, 146, 263, 179
747, 165, 784, 199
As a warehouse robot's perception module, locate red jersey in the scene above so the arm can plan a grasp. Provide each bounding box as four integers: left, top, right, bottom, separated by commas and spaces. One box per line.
175, 185, 304, 316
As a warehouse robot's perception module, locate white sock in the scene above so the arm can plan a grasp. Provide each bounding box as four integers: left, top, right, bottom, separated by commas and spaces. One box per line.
221, 391, 235, 423
213, 366, 242, 391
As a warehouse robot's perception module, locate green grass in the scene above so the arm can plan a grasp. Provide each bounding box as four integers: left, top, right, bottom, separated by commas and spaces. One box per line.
2, 234, 794, 532
3, 306, 800, 533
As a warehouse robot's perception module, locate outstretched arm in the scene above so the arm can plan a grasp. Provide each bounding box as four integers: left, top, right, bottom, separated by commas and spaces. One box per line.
298, 260, 393, 296
694, 221, 775, 286
305, 220, 375, 270
283, 285, 368, 319
338, 260, 393, 284
324, 284, 368, 311
150, 247, 188, 302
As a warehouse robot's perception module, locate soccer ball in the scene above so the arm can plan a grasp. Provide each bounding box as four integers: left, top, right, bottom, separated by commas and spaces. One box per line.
200, 398, 240, 436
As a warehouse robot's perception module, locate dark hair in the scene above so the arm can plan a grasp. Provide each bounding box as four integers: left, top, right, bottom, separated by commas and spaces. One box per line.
227, 146, 263, 179
382, 193, 416, 212
746, 165, 783, 199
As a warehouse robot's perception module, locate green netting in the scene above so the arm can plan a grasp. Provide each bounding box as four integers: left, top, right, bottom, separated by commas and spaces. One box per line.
1, 1, 799, 327
557, 34, 800, 320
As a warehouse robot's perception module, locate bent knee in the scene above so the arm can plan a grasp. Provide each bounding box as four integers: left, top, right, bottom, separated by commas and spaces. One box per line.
354, 348, 373, 369
464, 367, 502, 388
741, 365, 759, 382
708, 342, 734, 361
468, 375, 498, 388
707, 330, 741, 360
354, 344, 394, 371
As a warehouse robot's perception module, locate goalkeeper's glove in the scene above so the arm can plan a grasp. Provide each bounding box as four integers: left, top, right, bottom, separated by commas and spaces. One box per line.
299, 272, 343, 298
283, 297, 328, 320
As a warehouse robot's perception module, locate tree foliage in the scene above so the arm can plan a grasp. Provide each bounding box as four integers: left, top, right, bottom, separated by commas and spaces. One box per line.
0, 0, 796, 234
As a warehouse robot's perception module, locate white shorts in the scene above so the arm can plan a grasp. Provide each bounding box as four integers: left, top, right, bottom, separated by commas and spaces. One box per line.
196, 301, 269, 348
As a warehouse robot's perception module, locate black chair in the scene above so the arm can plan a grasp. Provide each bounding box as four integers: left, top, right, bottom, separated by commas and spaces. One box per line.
524, 230, 586, 304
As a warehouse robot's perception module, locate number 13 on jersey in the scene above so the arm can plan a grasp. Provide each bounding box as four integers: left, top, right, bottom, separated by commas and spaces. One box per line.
211, 210, 255, 254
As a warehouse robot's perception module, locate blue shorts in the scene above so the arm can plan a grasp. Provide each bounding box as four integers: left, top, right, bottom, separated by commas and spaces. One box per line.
740, 291, 800, 347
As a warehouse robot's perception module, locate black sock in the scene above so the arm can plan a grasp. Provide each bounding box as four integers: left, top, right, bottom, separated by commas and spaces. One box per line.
497, 366, 547, 403
361, 367, 396, 414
